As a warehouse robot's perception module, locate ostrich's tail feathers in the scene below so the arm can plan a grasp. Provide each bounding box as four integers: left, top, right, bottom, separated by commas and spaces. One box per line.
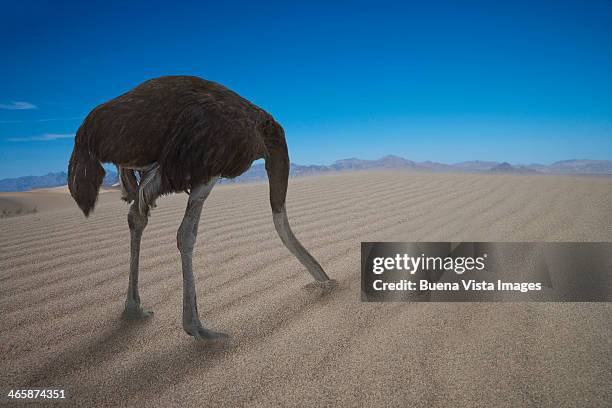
68, 141, 105, 217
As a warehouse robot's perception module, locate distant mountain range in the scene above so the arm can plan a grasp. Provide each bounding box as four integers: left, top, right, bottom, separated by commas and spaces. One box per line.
1, 156, 611, 192
488, 162, 541, 174
222, 156, 612, 183
0, 170, 118, 192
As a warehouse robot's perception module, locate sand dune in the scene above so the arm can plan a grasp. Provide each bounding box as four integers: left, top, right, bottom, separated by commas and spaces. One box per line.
1, 171, 611, 407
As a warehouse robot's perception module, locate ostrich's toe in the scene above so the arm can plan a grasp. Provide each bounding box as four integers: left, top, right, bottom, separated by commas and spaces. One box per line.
319, 278, 339, 288
122, 305, 154, 320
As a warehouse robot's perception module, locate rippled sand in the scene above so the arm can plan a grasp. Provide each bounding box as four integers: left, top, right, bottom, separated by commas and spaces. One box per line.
1, 171, 611, 407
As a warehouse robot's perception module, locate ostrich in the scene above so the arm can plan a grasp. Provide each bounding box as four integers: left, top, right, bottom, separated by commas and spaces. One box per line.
68, 76, 335, 341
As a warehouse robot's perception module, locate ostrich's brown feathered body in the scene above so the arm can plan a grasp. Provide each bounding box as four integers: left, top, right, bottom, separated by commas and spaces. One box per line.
68, 76, 289, 215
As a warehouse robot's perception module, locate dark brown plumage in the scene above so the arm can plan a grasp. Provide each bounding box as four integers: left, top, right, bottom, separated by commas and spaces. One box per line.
68, 75, 287, 215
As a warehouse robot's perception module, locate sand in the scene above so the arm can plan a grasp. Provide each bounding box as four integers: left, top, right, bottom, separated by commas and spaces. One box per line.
0, 186, 116, 218
1, 170, 611, 407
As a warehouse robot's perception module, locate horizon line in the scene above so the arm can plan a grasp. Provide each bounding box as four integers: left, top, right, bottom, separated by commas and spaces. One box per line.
1, 155, 611, 180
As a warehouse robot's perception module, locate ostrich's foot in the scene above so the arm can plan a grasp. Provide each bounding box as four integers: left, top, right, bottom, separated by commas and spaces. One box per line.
122, 303, 154, 320
318, 278, 339, 289
184, 324, 229, 344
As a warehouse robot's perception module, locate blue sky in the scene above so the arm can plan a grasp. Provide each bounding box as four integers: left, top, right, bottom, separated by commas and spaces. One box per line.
1, 0, 611, 178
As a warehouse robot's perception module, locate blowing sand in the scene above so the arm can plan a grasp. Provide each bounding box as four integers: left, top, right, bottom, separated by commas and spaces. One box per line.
1, 171, 611, 407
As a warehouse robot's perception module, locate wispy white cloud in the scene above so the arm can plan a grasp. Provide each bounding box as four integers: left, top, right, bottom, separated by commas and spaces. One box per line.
0, 101, 38, 110
0, 116, 82, 124
6, 133, 74, 142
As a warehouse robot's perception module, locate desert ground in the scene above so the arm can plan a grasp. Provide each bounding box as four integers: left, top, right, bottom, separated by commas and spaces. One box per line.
1, 170, 611, 407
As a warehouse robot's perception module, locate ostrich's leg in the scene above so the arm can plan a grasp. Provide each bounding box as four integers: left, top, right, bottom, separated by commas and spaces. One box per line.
122, 201, 153, 319
272, 206, 331, 282
177, 177, 227, 341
